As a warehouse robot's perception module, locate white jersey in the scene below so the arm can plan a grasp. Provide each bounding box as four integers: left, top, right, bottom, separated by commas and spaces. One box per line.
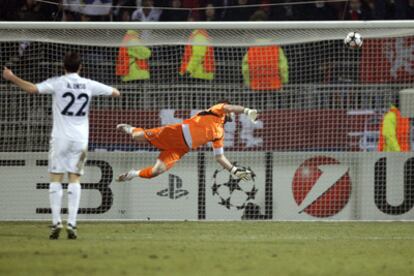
36, 73, 113, 142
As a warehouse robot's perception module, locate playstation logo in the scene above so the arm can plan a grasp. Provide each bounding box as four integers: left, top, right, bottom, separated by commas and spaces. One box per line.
156, 174, 189, 200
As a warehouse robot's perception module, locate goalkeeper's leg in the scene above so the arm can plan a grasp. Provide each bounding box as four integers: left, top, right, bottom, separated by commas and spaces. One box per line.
117, 150, 186, 181
117, 159, 167, 181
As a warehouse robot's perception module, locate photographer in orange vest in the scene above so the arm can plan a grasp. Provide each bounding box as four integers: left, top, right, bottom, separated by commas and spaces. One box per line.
116, 30, 151, 82
378, 98, 411, 152
179, 29, 215, 81
242, 41, 289, 91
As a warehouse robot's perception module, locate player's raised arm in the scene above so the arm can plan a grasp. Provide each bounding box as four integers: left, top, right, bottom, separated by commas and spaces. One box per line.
2, 67, 38, 94
89, 79, 121, 98
112, 88, 121, 97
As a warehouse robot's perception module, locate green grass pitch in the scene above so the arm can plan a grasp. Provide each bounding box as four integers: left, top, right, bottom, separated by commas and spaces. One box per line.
0, 221, 413, 275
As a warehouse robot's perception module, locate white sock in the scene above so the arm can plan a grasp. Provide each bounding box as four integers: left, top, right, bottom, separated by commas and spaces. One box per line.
67, 183, 81, 227
49, 182, 63, 225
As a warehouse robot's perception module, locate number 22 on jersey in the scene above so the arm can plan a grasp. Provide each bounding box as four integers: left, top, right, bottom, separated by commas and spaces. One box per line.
61, 92, 90, 116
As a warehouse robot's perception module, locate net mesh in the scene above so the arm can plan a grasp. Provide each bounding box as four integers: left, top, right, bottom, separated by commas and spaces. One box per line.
1, 22, 414, 220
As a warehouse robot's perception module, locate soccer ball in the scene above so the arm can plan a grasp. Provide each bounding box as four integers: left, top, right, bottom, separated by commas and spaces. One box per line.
344, 32, 363, 49
211, 167, 257, 210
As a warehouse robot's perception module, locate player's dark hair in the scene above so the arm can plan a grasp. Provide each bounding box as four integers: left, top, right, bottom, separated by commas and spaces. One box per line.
63, 52, 82, 73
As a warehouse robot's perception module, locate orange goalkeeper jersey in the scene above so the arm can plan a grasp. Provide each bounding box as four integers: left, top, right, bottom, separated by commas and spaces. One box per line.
182, 103, 226, 152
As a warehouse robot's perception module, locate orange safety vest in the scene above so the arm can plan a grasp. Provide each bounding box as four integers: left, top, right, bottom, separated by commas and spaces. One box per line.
179, 29, 215, 75
247, 46, 281, 90
116, 33, 149, 76
378, 107, 410, 152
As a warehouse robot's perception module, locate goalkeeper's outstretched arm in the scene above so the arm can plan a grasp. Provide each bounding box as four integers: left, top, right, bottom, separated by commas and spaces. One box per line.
215, 154, 233, 171
2, 67, 38, 94
215, 154, 253, 181
223, 104, 258, 123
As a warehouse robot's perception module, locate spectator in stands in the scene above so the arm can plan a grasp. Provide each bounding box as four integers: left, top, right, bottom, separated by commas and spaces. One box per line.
344, 0, 371, 20
363, 0, 385, 19
392, 0, 414, 19
13, 0, 59, 21
62, 0, 82, 21
179, 27, 215, 81
225, 0, 256, 21
113, 0, 135, 21
208, 0, 231, 21
204, 3, 218, 21
17, 0, 59, 57
116, 30, 151, 82
117, 8, 131, 21
131, 0, 162, 21
116, 8, 131, 22
38, 0, 60, 20
392, 0, 405, 19
80, 0, 112, 21
378, 99, 410, 152
160, 0, 189, 21
19, 0, 43, 21
375, 0, 394, 19
407, 0, 414, 19
270, 0, 299, 21
249, 8, 268, 21
0, 0, 23, 20
301, 2, 337, 20
180, 0, 205, 21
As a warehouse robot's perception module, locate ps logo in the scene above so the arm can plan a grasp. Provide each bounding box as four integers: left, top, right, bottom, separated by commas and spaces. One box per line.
157, 174, 189, 199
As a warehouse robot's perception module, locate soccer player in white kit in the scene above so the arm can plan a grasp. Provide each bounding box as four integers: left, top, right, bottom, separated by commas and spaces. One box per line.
2, 52, 120, 239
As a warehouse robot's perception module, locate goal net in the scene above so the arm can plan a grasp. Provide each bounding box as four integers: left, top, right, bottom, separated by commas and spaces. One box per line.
1, 21, 414, 221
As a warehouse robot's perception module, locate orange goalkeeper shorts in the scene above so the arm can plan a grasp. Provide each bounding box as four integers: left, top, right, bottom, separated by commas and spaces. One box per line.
144, 124, 189, 169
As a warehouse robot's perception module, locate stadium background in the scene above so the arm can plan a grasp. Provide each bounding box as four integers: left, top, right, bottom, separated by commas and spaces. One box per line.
1, 1, 414, 275
0, 39, 410, 153
1, 0, 414, 154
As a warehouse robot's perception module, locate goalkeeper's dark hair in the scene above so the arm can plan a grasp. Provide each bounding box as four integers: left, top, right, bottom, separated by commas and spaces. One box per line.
63, 52, 82, 73
215, 99, 234, 123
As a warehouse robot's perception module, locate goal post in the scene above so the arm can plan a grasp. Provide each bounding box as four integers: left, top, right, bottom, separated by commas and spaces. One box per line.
1, 21, 414, 221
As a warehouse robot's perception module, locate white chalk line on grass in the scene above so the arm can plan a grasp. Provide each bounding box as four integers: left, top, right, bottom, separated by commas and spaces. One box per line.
96, 235, 414, 241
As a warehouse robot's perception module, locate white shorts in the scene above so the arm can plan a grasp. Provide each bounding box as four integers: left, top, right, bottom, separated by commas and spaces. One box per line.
48, 137, 88, 175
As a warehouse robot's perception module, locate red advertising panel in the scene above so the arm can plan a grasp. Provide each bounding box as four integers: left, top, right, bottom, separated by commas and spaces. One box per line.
361, 37, 414, 83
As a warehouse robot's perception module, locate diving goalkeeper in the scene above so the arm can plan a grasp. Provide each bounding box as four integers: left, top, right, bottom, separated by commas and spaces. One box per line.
116, 101, 258, 181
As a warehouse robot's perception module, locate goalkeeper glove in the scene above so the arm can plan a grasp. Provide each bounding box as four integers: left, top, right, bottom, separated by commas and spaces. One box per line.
244, 108, 258, 123
230, 166, 254, 181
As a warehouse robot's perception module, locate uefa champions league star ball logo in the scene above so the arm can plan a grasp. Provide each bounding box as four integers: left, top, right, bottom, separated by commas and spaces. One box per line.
211, 167, 257, 210
292, 156, 352, 218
